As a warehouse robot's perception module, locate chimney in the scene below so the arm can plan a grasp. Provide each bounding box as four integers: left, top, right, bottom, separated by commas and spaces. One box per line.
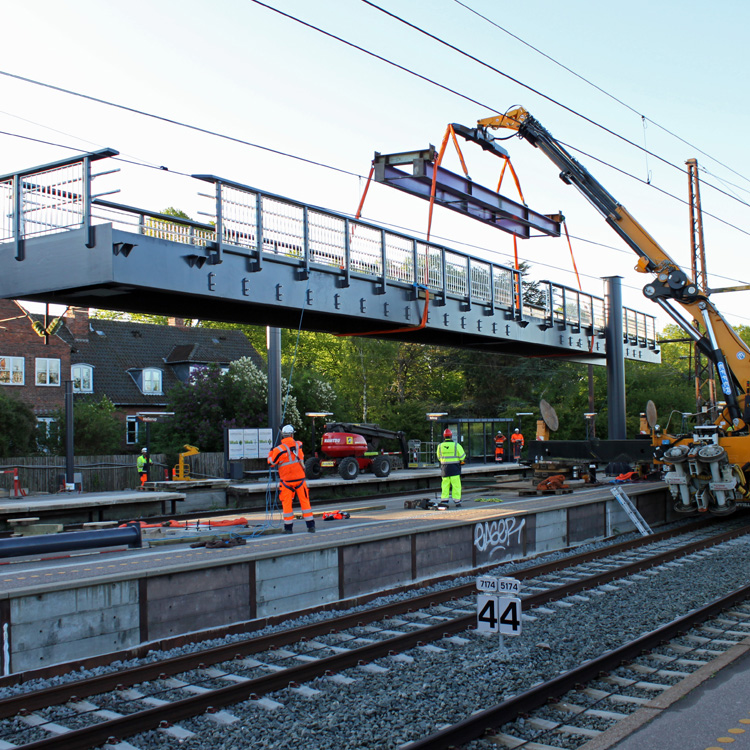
66, 307, 90, 341
168, 317, 187, 328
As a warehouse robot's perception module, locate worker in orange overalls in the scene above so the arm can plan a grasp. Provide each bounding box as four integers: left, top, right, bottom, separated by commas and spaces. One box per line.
268, 424, 316, 534
510, 428, 524, 461
494, 431, 506, 463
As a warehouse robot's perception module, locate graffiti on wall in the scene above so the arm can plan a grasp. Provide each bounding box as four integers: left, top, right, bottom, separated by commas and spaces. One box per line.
474, 516, 525, 560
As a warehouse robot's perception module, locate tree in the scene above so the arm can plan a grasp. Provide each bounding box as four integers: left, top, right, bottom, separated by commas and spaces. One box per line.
39, 396, 123, 455
0, 393, 38, 456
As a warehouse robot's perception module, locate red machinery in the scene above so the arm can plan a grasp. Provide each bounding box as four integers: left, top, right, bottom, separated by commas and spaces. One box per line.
305, 422, 408, 481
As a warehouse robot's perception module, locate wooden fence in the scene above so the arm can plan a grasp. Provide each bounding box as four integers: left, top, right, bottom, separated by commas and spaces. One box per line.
0, 454, 268, 494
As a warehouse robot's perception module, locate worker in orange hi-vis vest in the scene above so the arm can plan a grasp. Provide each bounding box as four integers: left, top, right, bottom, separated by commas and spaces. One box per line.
510, 428, 525, 461
494, 431, 506, 463
267, 425, 316, 534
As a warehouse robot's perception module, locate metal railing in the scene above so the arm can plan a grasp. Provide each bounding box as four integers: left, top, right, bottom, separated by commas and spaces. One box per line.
0, 151, 658, 348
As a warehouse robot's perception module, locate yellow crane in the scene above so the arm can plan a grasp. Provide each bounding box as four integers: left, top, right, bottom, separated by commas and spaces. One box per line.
474, 107, 750, 514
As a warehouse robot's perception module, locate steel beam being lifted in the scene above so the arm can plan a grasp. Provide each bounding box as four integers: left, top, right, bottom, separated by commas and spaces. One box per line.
373, 137, 562, 239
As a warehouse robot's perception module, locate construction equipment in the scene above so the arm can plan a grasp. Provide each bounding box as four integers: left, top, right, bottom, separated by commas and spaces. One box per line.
305, 422, 409, 481
172, 445, 199, 481
474, 107, 750, 515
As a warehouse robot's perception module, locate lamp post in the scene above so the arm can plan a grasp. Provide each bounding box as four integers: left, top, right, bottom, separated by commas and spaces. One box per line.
427, 413, 447, 464
136, 412, 174, 482
305, 412, 333, 457
515, 412, 533, 431
584, 412, 597, 440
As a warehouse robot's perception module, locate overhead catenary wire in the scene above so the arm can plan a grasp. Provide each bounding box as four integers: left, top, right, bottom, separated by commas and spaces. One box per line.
452, 0, 750, 190
2, 8, 749, 321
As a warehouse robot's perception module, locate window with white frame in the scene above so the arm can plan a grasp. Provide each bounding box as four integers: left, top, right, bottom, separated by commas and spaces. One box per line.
71, 364, 93, 393
126, 416, 140, 445
36, 416, 56, 436
36, 358, 61, 386
142, 368, 163, 394
0, 356, 24, 385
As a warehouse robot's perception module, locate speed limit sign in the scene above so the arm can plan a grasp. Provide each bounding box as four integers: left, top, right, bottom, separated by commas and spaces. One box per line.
476, 594, 522, 635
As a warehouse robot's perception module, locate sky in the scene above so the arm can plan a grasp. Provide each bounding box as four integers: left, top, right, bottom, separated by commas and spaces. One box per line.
2, 0, 750, 334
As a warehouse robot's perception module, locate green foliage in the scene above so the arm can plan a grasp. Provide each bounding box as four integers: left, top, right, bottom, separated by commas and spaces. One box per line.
0, 393, 38, 456
40, 396, 122, 455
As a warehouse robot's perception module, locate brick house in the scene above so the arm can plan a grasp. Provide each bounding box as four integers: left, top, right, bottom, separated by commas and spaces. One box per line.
0, 300, 263, 448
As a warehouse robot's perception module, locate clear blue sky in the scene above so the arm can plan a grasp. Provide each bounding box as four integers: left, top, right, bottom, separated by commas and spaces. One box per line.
2, 0, 749, 330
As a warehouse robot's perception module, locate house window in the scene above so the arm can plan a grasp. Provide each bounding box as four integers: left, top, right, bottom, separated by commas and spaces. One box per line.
142, 368, 163, 394
36, 358, 61, 386
126, 416, 140, 445
0, 356, 24, 385
71, 364, 93, 393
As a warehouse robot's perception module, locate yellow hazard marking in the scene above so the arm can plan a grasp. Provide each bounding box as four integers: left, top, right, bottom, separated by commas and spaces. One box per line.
741, 719, 750, 724
717, 737, 735, 743
728, 728, 745, 733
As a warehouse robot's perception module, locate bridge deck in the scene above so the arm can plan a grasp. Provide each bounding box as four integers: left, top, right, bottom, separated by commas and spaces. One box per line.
0, 150, 659, 362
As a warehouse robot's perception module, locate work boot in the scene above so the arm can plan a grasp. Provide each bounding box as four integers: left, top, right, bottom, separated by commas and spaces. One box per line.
454, 501, 462, 508
283, 525, 293, 535
306, 522, 316, 533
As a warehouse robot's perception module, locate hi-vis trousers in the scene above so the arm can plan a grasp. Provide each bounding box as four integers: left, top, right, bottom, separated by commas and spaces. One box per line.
279, 478, 314, 526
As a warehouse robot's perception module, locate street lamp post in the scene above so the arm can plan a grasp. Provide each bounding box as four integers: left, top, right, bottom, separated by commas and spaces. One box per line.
584, 413, 597, 440
305, 412, 333, 457
426, 413, 448, 465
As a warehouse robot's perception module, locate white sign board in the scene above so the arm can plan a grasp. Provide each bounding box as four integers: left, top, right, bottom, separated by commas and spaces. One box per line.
476, 594, 522, 636
243, 429, 259, 460
227, 428, 274, 460
258, 428, 273, 457
227, 429, 245, 460
476, 576, 520, 595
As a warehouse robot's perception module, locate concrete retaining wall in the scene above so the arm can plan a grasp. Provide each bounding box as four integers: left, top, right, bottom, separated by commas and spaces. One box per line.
2, 487, 672, 674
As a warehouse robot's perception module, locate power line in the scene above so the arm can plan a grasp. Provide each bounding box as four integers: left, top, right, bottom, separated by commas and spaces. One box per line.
356, 0, 750, 216
0, 69, 360, 179
452, 0, 750, 189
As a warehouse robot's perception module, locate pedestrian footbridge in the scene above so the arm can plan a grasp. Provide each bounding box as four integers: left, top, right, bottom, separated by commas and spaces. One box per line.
0, 149, 659, 363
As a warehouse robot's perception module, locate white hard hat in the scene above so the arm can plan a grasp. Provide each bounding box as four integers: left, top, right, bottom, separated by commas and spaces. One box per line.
141, 447, 148, 453
514, 428, 519, 432
281, 424, 295, 435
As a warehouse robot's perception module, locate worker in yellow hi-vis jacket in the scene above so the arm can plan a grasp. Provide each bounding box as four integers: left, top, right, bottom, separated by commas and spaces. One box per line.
436, 428, 466, 509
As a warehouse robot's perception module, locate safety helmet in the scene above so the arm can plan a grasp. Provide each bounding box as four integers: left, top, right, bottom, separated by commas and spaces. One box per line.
443, 428, 453, 439
141, 447, 148, 453
514, 428, 519, 433
281, 424, 295, 435
496, 430, 503, 435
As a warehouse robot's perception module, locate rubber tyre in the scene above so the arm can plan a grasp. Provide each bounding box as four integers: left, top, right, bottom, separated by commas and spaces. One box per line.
338, 456, 359, 480
371, 455, 391, 478
304, 457, 322, 480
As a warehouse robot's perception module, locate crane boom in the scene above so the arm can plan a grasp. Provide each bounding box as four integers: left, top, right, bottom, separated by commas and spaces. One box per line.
477, 108, 750, 430
475, 107, 750, 515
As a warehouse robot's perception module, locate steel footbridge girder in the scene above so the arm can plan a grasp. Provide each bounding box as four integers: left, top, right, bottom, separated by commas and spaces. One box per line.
0, 150, 660, 363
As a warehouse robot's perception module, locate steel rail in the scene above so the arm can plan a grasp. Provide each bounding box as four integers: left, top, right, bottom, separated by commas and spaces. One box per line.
6, 523, 748, 749
0, 518, 720, 715
405, 581, 750, 749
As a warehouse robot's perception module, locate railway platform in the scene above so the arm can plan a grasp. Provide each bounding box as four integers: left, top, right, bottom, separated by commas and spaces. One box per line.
0, 478, 674, 677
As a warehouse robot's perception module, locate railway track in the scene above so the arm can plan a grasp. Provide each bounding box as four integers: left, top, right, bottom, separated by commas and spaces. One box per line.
2, 521, 748, 749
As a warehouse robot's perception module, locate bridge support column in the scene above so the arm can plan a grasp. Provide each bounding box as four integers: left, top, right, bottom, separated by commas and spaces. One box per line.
605, 276, 626, 439
267, 326, 282, 442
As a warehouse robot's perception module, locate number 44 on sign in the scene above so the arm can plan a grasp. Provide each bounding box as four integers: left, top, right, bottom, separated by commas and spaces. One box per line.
477, 594, 522, 635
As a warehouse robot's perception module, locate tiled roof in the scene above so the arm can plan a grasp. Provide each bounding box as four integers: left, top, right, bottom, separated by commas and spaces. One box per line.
71, 319, 263, 407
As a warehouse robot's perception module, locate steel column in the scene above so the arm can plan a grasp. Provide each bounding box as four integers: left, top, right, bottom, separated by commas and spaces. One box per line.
267, 326, 282, 441
605, 276, 626, 439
